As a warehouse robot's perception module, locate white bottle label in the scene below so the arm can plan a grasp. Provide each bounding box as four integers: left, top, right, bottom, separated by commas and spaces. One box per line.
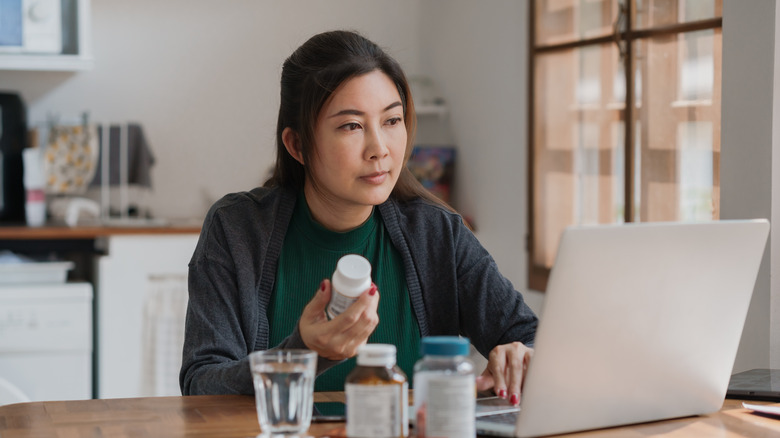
346, 382, 408, 437
327, 290, 359, 319
421, 375, 475, 438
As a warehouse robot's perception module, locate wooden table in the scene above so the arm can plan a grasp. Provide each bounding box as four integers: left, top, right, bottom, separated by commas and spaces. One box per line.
0, 394, 778, 437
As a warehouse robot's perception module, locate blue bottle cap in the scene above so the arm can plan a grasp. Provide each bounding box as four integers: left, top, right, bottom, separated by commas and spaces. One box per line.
420, 336, 470, 356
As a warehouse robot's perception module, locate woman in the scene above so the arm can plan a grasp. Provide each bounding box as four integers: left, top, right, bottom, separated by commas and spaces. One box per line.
180, 30, 538, 405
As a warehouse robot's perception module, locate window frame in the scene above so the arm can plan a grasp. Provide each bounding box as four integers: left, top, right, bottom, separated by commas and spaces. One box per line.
527, 1, 723, 291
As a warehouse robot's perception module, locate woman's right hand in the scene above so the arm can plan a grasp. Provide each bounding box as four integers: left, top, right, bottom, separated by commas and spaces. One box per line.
299, 279, 380, 361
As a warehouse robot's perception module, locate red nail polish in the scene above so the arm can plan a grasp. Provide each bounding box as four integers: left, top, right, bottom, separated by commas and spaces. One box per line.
369, 284, 377, 296
510, 394, 519, 405
499, 389, 507, 398
320, 280, 326, 292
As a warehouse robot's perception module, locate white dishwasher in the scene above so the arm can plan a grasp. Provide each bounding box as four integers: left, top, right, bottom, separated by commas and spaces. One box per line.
0, 282, 93, 402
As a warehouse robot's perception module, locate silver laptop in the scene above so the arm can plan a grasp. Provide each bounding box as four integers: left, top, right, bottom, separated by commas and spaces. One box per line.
477, 219, 770, 437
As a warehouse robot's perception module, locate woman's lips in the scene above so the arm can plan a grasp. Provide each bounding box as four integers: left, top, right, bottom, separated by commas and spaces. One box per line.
361, 171, 388, 185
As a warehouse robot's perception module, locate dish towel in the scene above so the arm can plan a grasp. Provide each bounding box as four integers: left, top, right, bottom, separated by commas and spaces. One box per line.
140, 274, 188, 397
43, 124, 99, 194
90, 124, 155, 187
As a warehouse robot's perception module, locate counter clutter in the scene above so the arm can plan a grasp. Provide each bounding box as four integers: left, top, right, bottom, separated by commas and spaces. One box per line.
0, 250, 73, 283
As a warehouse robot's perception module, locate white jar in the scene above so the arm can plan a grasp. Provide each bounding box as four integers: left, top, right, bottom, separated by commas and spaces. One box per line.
327, 254, 371, 319
413, 336, 475, 438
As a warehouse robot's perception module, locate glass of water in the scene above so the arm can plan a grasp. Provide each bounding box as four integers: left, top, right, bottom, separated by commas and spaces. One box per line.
249, 349, 317, 436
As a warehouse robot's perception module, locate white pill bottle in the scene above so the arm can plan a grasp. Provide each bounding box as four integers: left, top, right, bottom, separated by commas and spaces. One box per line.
413, 336, 475, 438
327, 254, 372, 319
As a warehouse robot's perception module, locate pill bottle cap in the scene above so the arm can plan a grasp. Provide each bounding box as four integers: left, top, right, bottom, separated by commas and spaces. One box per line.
332, 254, 371, 297
357, 344, 397, 367
420, 336, 470, 357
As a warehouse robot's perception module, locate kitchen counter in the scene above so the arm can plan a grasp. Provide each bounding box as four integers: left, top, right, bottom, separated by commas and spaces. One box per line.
0, 221, 201, 288
0, 222, 201, 240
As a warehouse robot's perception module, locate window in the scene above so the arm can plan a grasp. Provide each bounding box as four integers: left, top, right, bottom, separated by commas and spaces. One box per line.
529, 0, 722, 291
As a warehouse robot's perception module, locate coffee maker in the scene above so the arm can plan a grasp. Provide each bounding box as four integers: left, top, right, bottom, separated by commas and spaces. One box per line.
0, 92, 27, 224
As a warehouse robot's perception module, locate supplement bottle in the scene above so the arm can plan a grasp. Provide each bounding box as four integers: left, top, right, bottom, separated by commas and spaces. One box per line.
327, 254, 371, 319
345, 344, 409, 438
413, 336, 475, 438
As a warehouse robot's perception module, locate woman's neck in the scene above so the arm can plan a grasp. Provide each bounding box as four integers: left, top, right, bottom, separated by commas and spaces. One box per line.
303, 184, 373, 232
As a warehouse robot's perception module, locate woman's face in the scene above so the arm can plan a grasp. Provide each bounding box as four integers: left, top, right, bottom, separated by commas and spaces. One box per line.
306, 70, 407, 220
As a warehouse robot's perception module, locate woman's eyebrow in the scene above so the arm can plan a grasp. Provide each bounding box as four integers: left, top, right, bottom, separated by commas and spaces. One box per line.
328, 101, 403, 118
384, 101, 403, 112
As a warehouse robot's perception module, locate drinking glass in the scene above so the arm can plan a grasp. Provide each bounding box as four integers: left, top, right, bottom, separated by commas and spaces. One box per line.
249, 349, 317, 436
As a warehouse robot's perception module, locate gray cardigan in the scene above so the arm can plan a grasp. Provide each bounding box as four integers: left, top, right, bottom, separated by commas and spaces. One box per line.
180, 186, 538, 395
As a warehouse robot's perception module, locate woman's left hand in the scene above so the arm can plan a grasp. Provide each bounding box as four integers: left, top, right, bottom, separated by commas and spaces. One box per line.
475, 342, 534, 406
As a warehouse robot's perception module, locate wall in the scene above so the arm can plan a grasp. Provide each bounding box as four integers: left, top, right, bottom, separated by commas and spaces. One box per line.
774, 0, 780, 372
721, 1, 779, 372
0, 0, 422, 220
418, 1, 545, 314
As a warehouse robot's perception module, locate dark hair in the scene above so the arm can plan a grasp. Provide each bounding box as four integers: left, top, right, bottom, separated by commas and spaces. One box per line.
265, 30, 452, 211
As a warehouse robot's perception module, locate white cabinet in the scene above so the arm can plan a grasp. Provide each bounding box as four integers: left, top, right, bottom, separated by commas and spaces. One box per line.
95, 233, 198, 399
0, 0, 93, 71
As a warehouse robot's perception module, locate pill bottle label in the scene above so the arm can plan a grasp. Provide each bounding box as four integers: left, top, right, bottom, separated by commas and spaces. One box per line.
346, 382, 408, 437
327, 290, 359, 320
420, 375, 475, 438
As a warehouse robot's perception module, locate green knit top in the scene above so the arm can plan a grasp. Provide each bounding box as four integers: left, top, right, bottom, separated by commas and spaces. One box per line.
267, 193, 422, 391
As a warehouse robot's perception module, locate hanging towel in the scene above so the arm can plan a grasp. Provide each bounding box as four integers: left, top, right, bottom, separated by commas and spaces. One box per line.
90, 124, 155, 188
43, 124, 99, 194
140, 274, 188, 397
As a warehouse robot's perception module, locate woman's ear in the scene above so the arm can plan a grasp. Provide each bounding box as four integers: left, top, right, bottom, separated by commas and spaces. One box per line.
282, 127, 304, 165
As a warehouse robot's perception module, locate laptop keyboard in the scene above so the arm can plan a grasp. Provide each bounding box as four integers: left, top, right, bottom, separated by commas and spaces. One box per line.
482, 411, 519, 425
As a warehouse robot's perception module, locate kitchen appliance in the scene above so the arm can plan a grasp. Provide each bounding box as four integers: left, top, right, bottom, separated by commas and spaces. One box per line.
0, 92, 27, 224
0, 282, 93, 402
